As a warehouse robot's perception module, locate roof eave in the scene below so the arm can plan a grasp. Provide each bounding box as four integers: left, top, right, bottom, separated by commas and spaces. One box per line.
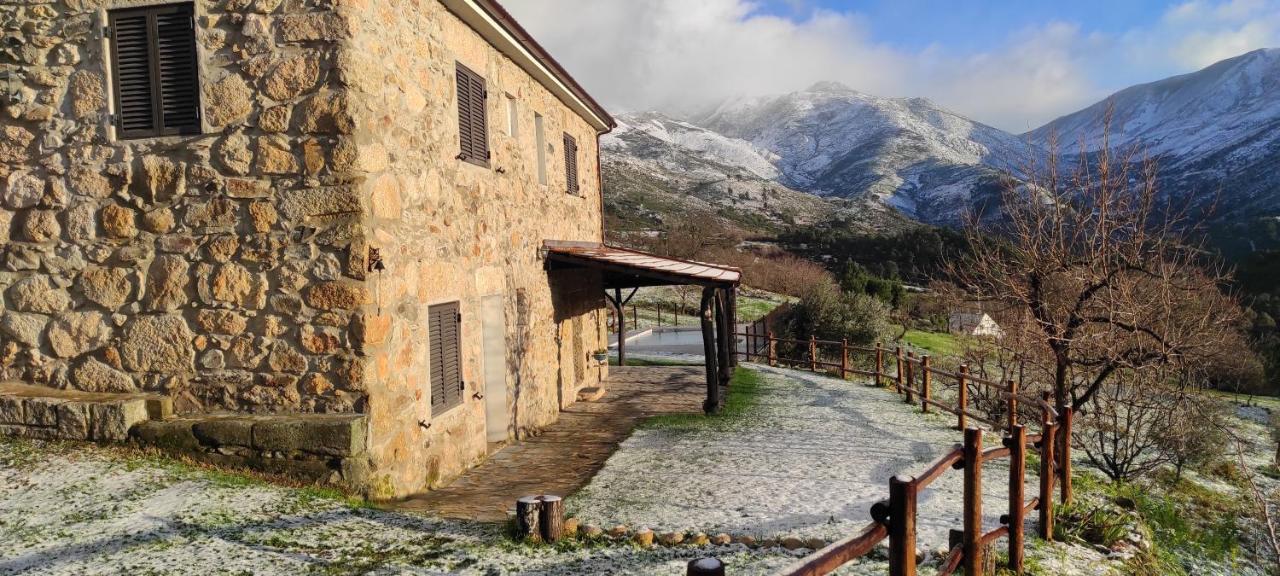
440, 0, 617, 133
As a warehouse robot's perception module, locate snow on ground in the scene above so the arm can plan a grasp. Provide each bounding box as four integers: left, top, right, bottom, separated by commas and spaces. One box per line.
569, 364, 1037, 553
0, 441, 796, 575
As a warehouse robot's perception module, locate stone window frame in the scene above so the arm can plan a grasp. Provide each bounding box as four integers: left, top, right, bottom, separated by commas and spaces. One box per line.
504, 93, 519, 139
101, 0, 207, 142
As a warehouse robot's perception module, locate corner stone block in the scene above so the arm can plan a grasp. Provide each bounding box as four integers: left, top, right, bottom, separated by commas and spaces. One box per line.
0, 395, 24, 425
88, 399, 150, 442
55, 401, 91, 439
252, 414, 366, 457
23, 397, 60, 427
131, 419, 201, 453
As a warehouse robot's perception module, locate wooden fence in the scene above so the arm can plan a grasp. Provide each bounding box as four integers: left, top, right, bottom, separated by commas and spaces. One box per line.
724, 331, 1073, 576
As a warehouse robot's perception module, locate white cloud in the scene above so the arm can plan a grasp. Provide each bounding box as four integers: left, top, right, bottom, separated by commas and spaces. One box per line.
503, 0, 1280, 132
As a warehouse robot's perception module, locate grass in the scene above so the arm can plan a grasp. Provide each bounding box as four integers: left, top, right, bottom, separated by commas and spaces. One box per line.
901, 329, 962, 357
639, 367, 763, 430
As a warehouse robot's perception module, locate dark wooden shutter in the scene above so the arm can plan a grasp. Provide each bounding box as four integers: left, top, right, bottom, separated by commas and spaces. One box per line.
563, 133, 579, 194
109, 3, 201, 139
429, 302, 463, 413
455, 62, 489, 166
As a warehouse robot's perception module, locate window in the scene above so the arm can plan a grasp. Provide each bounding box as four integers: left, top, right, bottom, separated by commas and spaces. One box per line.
505, 94, 518, 138
429, 301, 464, 414
455, 62, 489, 166
534, 113, 547, 185
563, 133, 579, 194
108, 3, 202, 139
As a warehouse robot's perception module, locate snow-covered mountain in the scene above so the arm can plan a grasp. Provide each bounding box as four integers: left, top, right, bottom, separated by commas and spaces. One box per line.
601, 50, 1280, 233
1028, 48, 1280, 217
601, 111, 910, 236
692, 82, 1038, 223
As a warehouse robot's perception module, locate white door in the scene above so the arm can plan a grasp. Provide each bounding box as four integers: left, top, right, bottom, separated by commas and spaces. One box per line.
481, 295, 509, 443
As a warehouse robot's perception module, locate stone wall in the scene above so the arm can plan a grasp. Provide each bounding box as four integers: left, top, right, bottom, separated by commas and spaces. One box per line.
1, 0, 612, 498
0, 0, 368, 416
340, 0, 610, 497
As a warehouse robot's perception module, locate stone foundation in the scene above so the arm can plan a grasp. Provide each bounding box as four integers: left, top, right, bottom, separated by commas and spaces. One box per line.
0, 381, 169, 442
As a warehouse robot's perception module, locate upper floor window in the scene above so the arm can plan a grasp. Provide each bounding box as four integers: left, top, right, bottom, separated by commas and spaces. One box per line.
563, 133, 579, 195
534, 113, 547, 185
455, 62, 489, 166
108, 3, 202, 139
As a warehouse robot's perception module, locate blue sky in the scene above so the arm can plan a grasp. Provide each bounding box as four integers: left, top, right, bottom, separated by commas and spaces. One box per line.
508, 0, 1280, 131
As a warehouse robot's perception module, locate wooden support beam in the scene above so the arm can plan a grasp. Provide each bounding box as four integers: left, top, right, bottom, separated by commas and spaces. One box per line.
701, 286, 720, 414
715, 289, 731, 387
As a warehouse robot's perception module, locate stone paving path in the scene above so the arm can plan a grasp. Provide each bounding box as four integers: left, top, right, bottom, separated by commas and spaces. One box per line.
390, 366, 709, 521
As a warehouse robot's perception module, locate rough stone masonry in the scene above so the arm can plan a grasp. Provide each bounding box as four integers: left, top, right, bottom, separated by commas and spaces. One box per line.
0, 0, 610, 498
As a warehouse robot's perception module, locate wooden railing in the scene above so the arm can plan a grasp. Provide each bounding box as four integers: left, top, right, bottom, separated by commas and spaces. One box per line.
727, 332, 1073, 576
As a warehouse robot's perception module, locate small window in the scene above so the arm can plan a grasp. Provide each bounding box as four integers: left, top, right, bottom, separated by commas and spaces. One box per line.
108, 3, 202, 139
563, 133, 579, 194
429, 301, 464, 414
534, 113, 547, 185
455, 62, 489, 166
505, 95, 518, 138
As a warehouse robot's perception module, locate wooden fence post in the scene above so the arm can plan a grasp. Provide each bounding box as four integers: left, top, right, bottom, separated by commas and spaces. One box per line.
920, 355, 931, 413
895, 347, 905, 394
809, 335, 818, 372
1039, 417, 1057, 541
1005, 425, 1026, 574
889, 475, 917, 576
767, 331, 777, 367
840, 339, 849, 380
657, 305, 662, 326
904, 352, 916, 404
957, 364, 969, 430
875, 344, 884, 387
963, 427, 984, 576
632, 305, 638, 330
1060, 406, 1074, 505
1007, 379, 1019, 430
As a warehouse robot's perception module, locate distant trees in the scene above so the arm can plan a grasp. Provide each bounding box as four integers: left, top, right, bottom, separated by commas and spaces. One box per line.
949, 120, 1254, 413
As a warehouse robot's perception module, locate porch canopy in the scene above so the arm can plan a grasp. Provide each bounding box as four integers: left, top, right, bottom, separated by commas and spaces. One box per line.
542, 240, 741, 413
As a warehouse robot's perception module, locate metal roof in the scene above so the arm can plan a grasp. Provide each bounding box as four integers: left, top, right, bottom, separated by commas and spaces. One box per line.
543, 241, 742, 288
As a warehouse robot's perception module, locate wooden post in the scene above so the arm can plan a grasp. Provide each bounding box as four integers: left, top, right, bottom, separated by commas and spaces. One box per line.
612, 288, 626, 367
515, 495, 543, 543
840, 338, 849, 379
657, 305, 662, 326
687, 558, 726, 576
920, 355, 932, 413
888, 475, 917, 576
700, 287, 720, 415
904, 352, 916, 404
632, 305, 638, 330
1006, 425, 1027, 574
715, 289, 732, 387
539, 495, 564, 543
895, 347, 904, 394
1039, 417, 1057, 541
729, 288, 739, 369
962, 427, 984, 576
1060, 406, 1074, 505
809, 335, 818, 372
1007, 379, 1019, 430
875, 344, 884, 387
957, 364, 969, 430
768, 331, 777, 367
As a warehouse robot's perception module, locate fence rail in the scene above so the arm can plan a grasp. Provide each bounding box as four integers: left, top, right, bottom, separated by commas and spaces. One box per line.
724, 330, 1073, 576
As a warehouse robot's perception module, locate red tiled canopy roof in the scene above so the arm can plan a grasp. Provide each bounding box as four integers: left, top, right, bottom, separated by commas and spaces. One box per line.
542, 241, 742, 289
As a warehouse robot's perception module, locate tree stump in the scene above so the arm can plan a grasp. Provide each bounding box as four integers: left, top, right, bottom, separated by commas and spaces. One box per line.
539, 494, 564, 543
515, 495, 543, 542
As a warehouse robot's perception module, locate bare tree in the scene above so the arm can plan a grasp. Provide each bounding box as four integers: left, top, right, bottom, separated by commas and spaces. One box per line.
951, 113, 1249, 413
1078, 368, 1185, 482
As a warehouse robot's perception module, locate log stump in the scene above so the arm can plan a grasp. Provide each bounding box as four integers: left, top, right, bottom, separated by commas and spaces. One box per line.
515, 495, 543, 542
687, 557, 726, 576
539, 494, 565, 543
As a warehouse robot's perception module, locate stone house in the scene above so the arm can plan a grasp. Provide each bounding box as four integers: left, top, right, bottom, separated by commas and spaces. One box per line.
948, 312, 1004, 339
0, 0, 631, 498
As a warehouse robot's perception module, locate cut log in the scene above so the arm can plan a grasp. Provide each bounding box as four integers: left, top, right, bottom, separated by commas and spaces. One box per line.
515, 495, 543, 542
539, 494, 565, 543
687, 557, 726, 576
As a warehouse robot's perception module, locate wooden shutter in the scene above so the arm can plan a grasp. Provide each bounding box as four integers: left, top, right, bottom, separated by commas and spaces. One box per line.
455, 63, 489, 166
429, 301, 464, 413
563, 133, 579, 194
109, 3, 201, 139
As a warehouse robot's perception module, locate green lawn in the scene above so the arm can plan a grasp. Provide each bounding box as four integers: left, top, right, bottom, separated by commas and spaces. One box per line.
901, 329, 962, 357
639, 367, 762, 430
